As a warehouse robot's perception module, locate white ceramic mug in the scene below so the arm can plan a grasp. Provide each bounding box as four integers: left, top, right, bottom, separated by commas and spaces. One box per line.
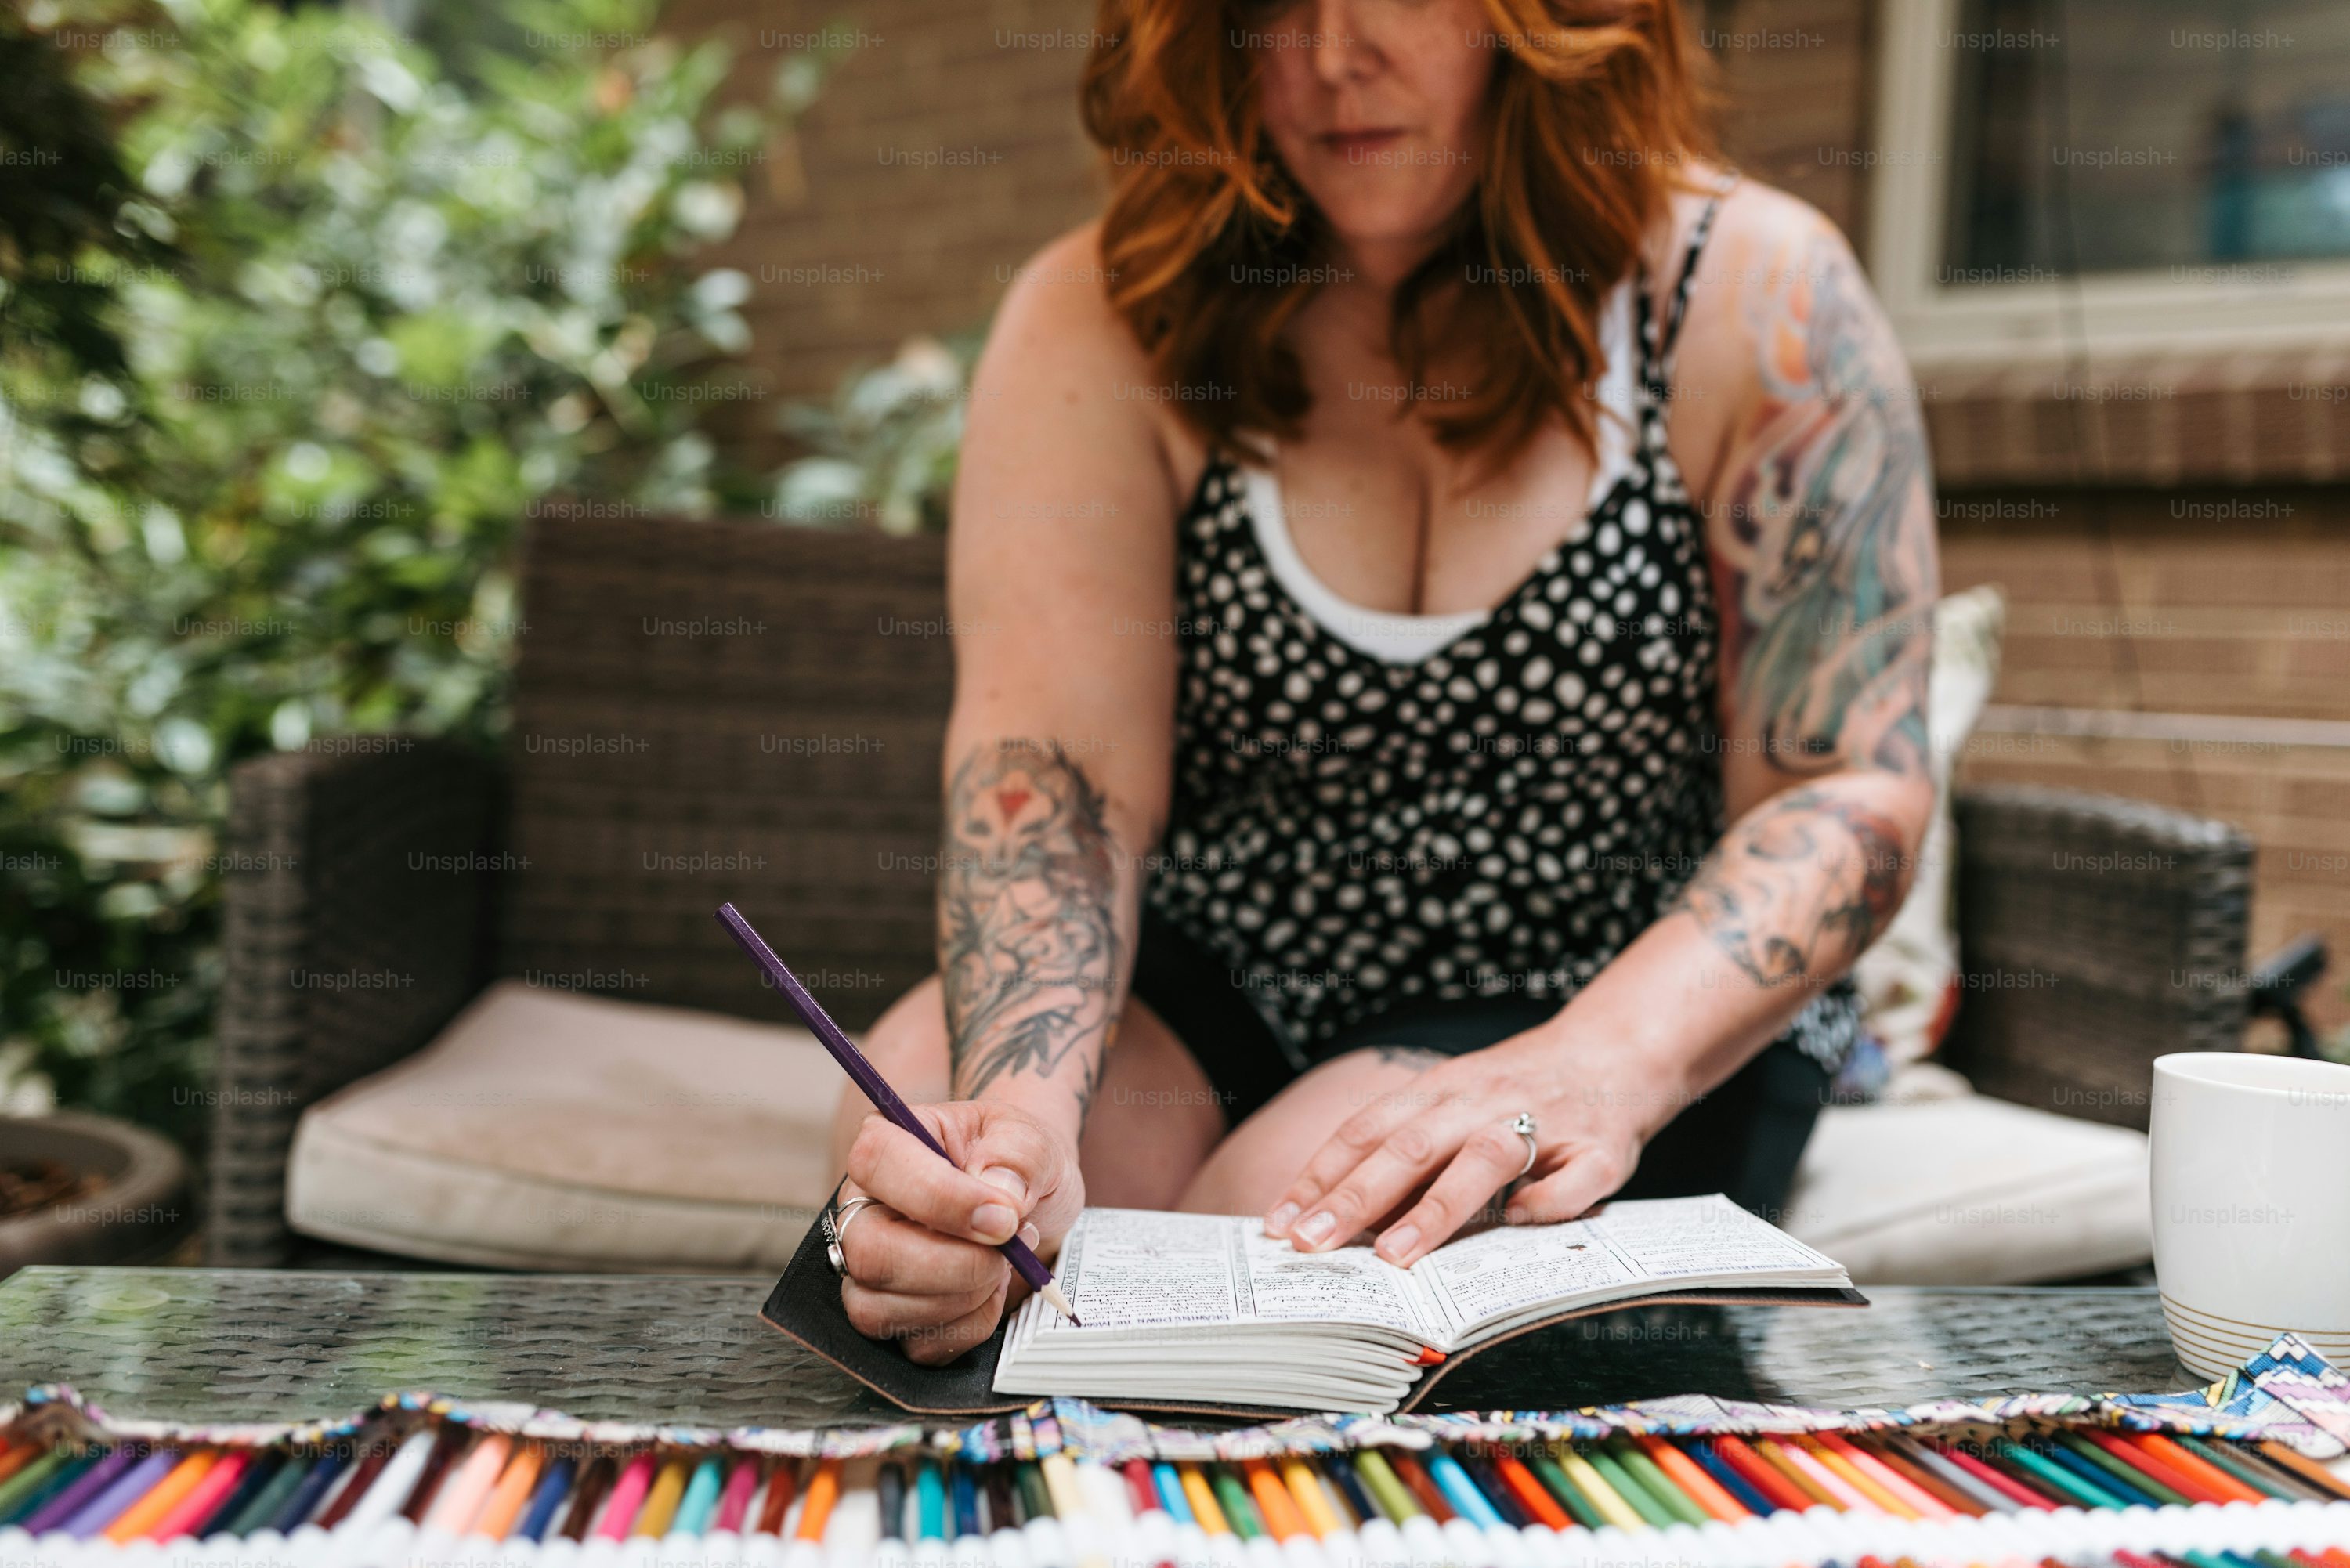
2148, 1051, 2350, 1381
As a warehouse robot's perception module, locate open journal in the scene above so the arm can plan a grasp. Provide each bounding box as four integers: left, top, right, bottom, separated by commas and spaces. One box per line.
992, 1194, 1856, 1412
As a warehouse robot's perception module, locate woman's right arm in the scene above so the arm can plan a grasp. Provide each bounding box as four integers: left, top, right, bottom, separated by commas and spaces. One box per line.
837, 225, 1182, 1361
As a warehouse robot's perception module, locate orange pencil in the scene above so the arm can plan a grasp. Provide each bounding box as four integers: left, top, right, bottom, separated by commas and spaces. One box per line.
1636, 1437, 1747, 1523
794, 1458, 842, 1541
2131, 1433, 2265, 1505
0, 1443, 38, 1488
105, 1451, 219, 1542
1246, 1461, 1306, 1540
2083, 1433, 2221, 1505
2261, 1443, 2350, 1501
1798, 1438, 1907, 1516
1751, 1438, 1844, 1509
473, 1444, 545, 1537
1819, 1435, 1950, 1519
1711, 1436, 1818, 1513
147, 1449, 251, 1541
1492, 1451, 1574, 1530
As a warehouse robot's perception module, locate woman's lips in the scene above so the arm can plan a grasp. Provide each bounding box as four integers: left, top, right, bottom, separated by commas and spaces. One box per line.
1318, 129, 1406, 157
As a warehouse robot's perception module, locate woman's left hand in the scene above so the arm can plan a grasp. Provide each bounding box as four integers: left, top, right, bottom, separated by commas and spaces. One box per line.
1260, 1028, 1683, 1266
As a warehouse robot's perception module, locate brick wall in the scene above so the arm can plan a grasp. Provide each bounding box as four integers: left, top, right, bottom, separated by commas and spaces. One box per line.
667, 0, 1108, 448
1941, 491, 2350, 1033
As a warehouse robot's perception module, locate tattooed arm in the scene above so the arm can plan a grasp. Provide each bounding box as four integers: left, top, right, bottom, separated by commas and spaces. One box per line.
1264, 185, 1940, 1263
938, 739, 1127, 1124
828, 226, 1180, 1360
1672, 193, 1938, 1003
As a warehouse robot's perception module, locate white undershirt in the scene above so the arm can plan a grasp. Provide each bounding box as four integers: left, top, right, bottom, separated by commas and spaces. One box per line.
1237, 276, 1640, 665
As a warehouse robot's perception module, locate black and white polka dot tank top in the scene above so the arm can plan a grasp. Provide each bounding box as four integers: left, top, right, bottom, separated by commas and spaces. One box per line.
1143, 192, 1861, 1076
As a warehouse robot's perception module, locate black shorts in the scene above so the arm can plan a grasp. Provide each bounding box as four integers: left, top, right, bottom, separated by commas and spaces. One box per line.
1128, 901, 1831, 1222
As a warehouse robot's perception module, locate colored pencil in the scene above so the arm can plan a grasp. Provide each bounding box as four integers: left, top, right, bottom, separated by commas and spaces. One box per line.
1639, 1435, 1749, 1523
103, 1450, 215, 1541
517, 1454, 577, 1541
473, 1443, 545, 1537
717, 901, 1077, 1324
631, 1454, 691, 1537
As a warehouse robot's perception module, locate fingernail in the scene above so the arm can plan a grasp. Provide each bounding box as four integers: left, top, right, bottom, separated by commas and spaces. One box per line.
973, 1202, 1018, 1241
1378, 1223, 1419, 1261
978, 1166, 1027, 1205
1296, 1211, 1334, 1245
1019, 1223, 1041, 1249
1266, 1204, 1299, 1235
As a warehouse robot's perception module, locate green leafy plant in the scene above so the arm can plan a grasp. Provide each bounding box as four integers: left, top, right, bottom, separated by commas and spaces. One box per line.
0, 0, 837, 1143
771, 331, 979, 534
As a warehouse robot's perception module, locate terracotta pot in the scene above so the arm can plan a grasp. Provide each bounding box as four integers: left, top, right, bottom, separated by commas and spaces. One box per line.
0, 1111, 192, 1277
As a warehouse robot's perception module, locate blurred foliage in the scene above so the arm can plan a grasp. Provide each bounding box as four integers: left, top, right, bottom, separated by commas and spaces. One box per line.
0, 0, 839, 1144
772, 331, 978, 535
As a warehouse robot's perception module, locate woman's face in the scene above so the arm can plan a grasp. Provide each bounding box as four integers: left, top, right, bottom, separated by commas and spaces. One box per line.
1246, 0, 1496, 267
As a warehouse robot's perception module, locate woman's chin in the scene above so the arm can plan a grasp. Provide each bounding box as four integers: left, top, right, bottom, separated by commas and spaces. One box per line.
1308, 193, 1467, 263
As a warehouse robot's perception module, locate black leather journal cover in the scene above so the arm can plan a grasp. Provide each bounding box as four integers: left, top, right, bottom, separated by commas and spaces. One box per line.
757, 1195, 1870, 1420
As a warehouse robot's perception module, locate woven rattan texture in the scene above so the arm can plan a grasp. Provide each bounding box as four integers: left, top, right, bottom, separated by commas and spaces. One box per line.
1946, 786, 2253, 1130
212, 742, 499, 1267
497, 515, 951, 1028
0, 1271, 2184, 1428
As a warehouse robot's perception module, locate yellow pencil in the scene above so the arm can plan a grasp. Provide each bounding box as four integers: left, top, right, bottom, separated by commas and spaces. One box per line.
1552, 1445, 1647, 1534
1281, 1458, 1342, 1537
1180, 1464, 1230, 1534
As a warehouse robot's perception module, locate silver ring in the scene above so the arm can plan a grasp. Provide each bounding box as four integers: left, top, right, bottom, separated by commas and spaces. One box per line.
1507, 1112, 1538, 1178
825, 1195, 880, 1278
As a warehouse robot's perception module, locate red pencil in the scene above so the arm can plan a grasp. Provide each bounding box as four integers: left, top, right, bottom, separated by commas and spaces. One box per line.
1710, 1435, 1818, 1514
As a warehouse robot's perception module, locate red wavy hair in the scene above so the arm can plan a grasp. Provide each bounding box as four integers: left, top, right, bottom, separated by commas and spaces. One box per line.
1079, 0, 1719, 476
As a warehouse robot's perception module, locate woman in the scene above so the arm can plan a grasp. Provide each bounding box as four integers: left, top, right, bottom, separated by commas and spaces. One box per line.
823, 0, 1938, 1365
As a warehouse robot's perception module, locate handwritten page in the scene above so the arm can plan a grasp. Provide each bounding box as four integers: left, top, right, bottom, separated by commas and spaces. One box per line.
1045, 1209, 1439, 1339
1585, 1194, 1838, 1279
1233, 1223, 1432, 1334
1412, 1218, 1640, 1329
1052, 1209, 1243, 1329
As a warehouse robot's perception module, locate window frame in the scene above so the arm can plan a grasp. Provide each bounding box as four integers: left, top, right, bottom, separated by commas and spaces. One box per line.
1865, 0, 2350, 368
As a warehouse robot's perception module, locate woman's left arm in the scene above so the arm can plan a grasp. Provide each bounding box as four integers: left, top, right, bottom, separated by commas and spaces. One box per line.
1264, 194, 1940, 1264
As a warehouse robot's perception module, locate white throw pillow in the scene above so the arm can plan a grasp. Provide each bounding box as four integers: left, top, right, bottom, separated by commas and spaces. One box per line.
1853, 584, 2006, 1065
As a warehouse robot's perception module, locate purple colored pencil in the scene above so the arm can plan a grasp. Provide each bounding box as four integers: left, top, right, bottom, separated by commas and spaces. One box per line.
66, 1446, 178, 1539
714, 901, 1079, 1324
22, 1446, 139, 1535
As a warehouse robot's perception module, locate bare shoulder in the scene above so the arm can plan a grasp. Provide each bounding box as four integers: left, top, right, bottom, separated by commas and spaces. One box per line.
967, 220, 1180, 486
950, 220, 1187, 612
1660, 176, 1912, 496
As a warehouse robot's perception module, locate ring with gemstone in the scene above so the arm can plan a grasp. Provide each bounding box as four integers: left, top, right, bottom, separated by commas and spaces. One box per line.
1507, 1112, 1538, 1178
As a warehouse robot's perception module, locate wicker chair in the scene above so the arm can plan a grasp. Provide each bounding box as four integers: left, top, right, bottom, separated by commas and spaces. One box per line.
206, 515, 2257, 1266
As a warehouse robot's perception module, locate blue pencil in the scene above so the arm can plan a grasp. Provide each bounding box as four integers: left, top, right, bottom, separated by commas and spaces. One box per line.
270, 1453, 349, 1532
516, 1457, 577, 1542
1689, 1440, 1779, 1516
1425, 1451, 1505, 1528
1152, 1463, 1193, 1524
675, 1457, 726, 1536
952, 1462, 981, 1538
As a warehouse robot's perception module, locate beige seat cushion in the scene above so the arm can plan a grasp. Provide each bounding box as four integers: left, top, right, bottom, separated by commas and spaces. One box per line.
286, 981, 848, 1270
1784, 1081, 2152, 1285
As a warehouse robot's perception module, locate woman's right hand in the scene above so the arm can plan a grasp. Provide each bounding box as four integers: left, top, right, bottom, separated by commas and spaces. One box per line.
835, 1100, 1085, 1364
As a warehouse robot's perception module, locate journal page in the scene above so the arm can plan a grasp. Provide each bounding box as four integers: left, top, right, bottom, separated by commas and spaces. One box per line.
1029, 1208, 1442, 1339
1582, 1193, 1844, 1280
1408, 1214, 1645, 1339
